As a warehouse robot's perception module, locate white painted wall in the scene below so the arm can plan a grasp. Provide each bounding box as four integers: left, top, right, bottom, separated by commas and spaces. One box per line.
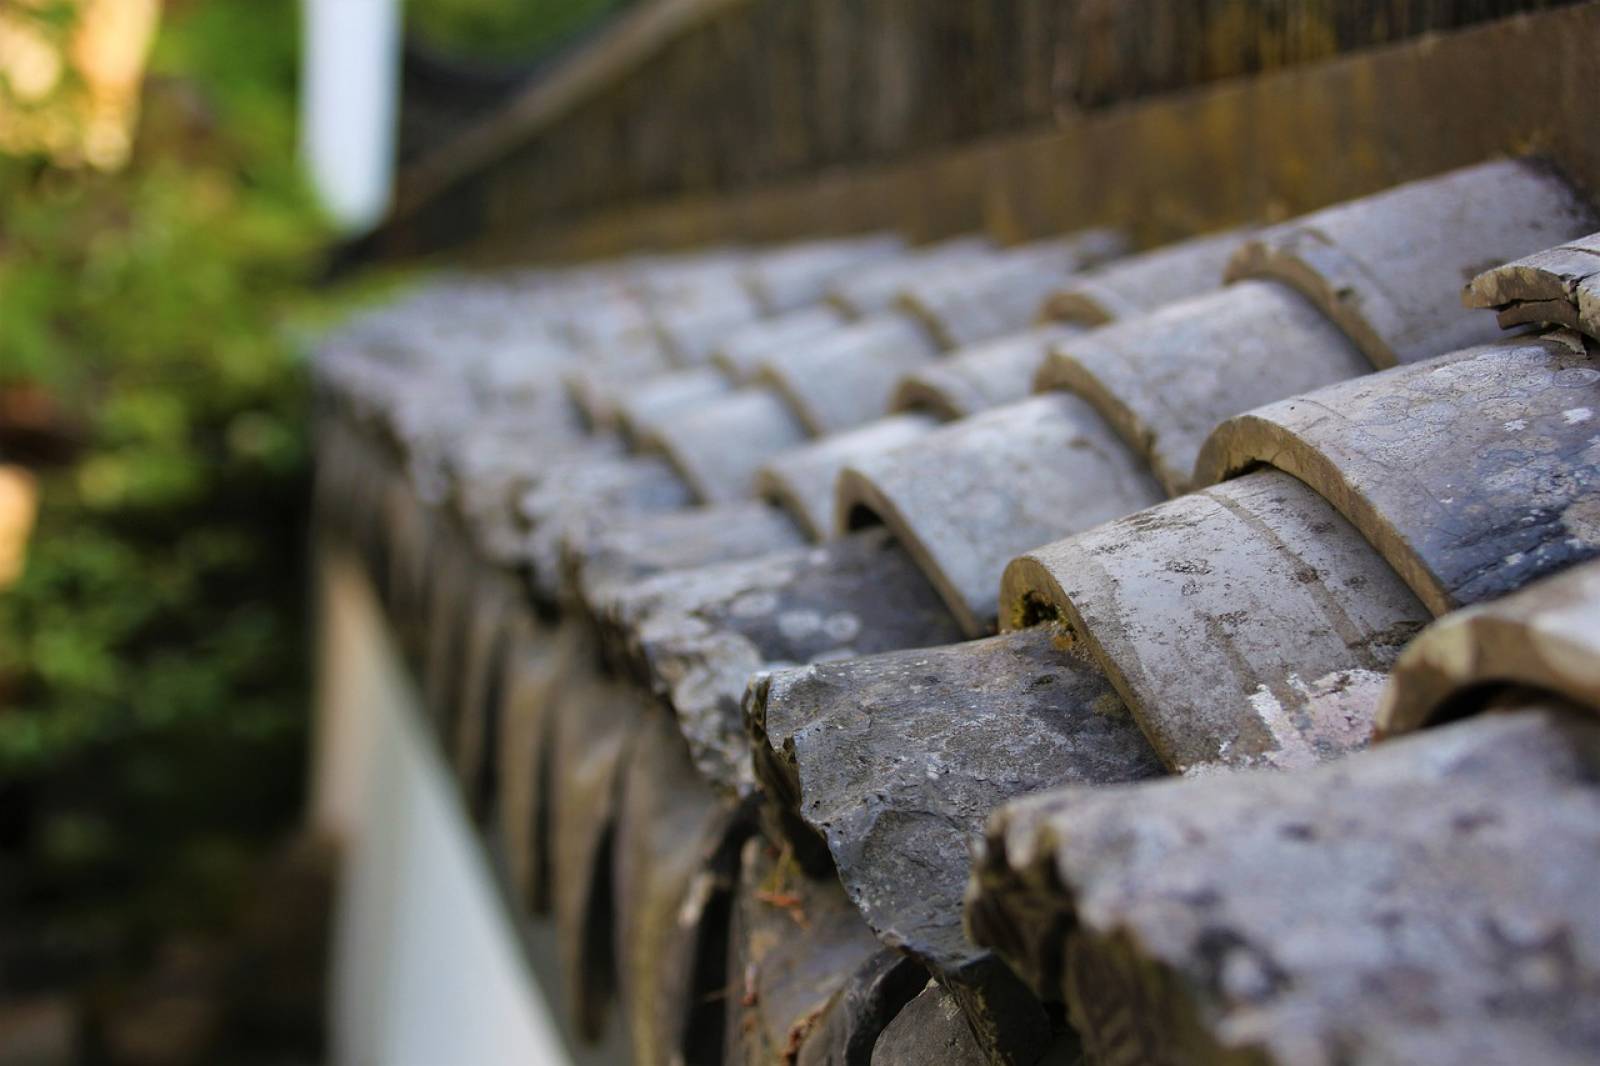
312, 552, 575, 1066
299, 0, 401, 232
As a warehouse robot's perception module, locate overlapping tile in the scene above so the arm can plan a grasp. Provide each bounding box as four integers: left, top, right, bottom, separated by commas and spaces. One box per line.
309, 170, 1600, 1066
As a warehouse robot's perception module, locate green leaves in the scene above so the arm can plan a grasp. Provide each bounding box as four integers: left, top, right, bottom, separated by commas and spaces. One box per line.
0, 0, 412, 1001
0, 0, 329, 772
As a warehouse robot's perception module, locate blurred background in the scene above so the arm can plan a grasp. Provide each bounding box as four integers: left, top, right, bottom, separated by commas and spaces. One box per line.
0, 2, 616, 1061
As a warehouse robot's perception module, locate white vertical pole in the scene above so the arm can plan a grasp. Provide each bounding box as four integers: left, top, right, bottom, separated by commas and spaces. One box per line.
299, 0, 402, 233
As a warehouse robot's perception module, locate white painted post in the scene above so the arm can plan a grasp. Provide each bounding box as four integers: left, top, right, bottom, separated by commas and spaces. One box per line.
299, 0, 402, 232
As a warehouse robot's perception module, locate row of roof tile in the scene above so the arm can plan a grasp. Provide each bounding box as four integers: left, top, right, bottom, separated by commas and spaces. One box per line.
311, 155, 1600, 1066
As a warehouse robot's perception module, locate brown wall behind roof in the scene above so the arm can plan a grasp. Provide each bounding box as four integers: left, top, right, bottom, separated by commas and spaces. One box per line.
362, 0, 1599, 263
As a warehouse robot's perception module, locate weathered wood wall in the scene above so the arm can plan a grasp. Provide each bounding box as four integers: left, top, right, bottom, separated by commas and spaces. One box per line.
361, 0, 1597, 261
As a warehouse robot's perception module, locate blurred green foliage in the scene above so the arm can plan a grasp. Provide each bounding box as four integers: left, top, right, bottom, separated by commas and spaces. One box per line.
0, 0, 397, 995
0, 0, 320, 771
408, 0, 627, 59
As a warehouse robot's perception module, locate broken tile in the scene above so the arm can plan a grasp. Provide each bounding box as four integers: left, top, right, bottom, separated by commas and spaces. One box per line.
1003, 471, 1428, 773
